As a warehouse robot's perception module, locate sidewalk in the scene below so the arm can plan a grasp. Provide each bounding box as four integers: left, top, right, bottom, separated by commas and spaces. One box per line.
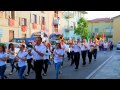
91, 52, 120, 79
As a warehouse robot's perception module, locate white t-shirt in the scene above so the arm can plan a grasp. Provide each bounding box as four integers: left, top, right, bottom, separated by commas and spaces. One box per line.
73, 43, 81, 52
53, 49, 64, 63
0, 52, 8, 66
31, 43, 46, 60
104, 43, 108, 48
17, 51, 28, 67
61, 43, 66, 54
44, 48, 51, 60
9, 48, 16, 59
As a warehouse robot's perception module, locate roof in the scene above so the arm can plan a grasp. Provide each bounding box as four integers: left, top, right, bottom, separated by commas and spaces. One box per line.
88, 18, 112, 22
112, 15, 120, 19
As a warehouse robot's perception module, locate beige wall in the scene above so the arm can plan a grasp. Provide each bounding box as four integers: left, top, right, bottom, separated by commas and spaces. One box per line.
113, 19, 120, 44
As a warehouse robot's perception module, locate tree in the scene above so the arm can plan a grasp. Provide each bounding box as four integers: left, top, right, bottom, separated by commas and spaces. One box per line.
74, 17, 88, 40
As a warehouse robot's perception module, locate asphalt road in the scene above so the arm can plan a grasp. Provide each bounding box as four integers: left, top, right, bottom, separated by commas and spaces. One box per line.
4, 49, 114, 79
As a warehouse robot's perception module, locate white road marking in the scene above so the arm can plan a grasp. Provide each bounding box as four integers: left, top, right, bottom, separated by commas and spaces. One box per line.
85, 55, 113, 79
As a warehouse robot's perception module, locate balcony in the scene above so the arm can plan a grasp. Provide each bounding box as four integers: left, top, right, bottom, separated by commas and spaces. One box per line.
63, 11, 74, 19
53, 17, 59, 25
65, 26, 73, 32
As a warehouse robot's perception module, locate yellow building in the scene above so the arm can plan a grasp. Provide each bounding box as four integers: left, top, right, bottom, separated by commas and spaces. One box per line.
112, 15, 120, 44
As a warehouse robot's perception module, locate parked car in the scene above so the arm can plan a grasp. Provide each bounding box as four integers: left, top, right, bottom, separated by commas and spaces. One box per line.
116, 41, 120, 50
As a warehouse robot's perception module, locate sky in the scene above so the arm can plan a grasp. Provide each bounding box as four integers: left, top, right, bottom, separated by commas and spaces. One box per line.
85, 11, 120, 20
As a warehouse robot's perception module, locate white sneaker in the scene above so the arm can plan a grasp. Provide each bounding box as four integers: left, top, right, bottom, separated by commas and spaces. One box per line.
9, 72, 13, 75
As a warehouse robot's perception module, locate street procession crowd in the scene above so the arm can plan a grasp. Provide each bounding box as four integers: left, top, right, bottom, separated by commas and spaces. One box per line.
0, 36, 114, 79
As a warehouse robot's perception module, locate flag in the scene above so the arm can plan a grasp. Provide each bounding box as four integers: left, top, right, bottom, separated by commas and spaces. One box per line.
21, 25, 27, 32
41, 24, 45, 30
32, 23, 37, 29
9, 18, 15, 26
102, 32, 105, 40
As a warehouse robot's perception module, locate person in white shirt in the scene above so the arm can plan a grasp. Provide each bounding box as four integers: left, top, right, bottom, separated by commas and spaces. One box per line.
103, 41, 108, 53
8, 43, 16, 75
60, 40, 66, 67
31, 37, 46, 79
15, 44, 27, 79
25, 47, 34, 76
73, 39, 81, 69
42, 43, 51, 76
53, 43, 64, 79
69, 42, 74, 66
0, 45, 8, 79
81, 39, 88, 66
92, 41, 98, 61
87, 39, 94, 63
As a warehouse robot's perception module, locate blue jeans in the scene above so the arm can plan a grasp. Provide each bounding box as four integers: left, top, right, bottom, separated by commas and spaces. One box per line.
0, 65, 6, 79
18, 66, 26, 79
54, 62, 62, 79
9, 58, 15, 72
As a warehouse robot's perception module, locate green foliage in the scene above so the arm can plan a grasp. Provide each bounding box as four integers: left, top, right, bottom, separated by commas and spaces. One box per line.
74, 17, 88, 39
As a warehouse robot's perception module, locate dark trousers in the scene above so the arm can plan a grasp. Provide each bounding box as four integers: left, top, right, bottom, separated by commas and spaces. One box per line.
81, 51, 87, 65
34, 60, 43, 79
0, 65, 6, 79
93, 49, 97, 59
9, 59, 15, 72
27, 58, 34, 74
74, 52, 80, 69
70, 51, 74, 65
67, 52, 70, 60
88, 50, 92, 63
42, 59, 49, 74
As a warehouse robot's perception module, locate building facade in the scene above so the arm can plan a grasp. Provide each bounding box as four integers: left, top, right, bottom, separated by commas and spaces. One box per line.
48, 11, 62, 35
62, 11, 87, 40
88, 18, 113, 41
0, 11, 63, 42
112, 15, 120, 44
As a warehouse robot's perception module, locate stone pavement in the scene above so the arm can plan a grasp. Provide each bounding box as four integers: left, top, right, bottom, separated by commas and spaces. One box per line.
91, 51, 120, 79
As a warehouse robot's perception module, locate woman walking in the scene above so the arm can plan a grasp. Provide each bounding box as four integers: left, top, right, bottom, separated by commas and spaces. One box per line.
42, 43, 51, 76
0, 45, 8, 79
8, 43, 16, 75
53, 43, 64, 79
15, 44, 27, 79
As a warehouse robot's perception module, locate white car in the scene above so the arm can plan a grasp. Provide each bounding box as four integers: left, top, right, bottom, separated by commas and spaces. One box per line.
116, 42, 120, 50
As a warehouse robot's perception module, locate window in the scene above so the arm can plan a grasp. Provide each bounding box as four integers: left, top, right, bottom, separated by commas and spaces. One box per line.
11, 11, 15, 19
41, 16, 45, 25
32, 14, 37, 24
9, 30, 14, 42
22, 18, 27, 26
0, 11, 3, 18
95, 28, 99, 33
54, 11, 58, 17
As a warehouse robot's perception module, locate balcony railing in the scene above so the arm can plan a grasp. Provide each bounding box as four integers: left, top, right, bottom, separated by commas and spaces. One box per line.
63, 11, 74, 19
53, 17, 59, 25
